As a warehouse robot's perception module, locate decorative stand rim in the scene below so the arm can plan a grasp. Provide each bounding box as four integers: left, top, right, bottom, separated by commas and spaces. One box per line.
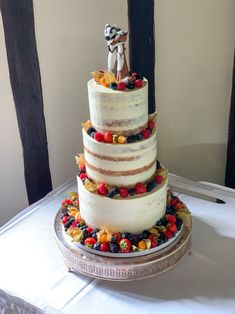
54, 209, 192, 281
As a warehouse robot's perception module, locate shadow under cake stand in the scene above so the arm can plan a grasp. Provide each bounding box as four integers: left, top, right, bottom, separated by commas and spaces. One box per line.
54, 209, 192, 281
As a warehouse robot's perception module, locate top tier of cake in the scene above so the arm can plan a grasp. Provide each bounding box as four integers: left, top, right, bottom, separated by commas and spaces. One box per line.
87, 79, 148, 136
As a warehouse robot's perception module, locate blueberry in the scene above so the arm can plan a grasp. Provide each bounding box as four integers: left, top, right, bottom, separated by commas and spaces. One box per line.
126, 82, 135, 89
155, 219, 162, 226
87, 127, 96, 135
93, 242, 101, 251
127, 135, 137, 143
165, 205, 172, 214
110, 82, 117, 90
109, 242, 119, 253
107, 187, 119, 198
159, 234, 168, 243
128, 188, 135, 196
64, 217, 75, 229
157, 238, 164, 246
61, 207, 69, 215
80, 240, 85, 245
90, 132, 96, 138
176, 218, 183, 231
121, 232, 134, 242
146, 180, 157, 192
132, 235, 140, 246
142, 230, 150, 239
136, 133, 144, 141
91, 232, 97, 239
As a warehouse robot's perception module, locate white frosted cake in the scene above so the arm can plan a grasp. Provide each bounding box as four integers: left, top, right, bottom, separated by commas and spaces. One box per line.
60, 24, 190, 254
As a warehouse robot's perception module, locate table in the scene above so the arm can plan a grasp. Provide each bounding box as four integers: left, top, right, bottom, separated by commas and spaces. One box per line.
0, 175, 235, 314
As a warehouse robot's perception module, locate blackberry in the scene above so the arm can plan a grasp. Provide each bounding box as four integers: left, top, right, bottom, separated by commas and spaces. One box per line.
142, 230, 150, 239
136, 133, 143, 141
146, 180, 157, 192
155, 219, 162, 226
160, 218, 168, 226
128, 188, 135, 196
132, 235, 140, 246
126, 82, 135, 89
107, 187, 119, 198
109, 242, 119, 253
165, 205, 173, 215
127, 135, 137, 143
157, 238, 164, 246
87, 127, 96, 135
156, 160, 161, 170
93, 242, 101, 251
176, 218, 183, 231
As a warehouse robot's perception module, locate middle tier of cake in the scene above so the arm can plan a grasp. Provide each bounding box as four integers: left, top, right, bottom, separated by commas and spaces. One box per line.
83, 128, 158, 186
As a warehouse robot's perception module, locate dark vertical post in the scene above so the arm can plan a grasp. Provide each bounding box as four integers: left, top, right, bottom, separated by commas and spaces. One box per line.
0, 0, 52, 203
128, 0, 155, 114
225, 51, 235, 188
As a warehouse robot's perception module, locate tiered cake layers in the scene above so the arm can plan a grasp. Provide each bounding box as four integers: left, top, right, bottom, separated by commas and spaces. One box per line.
83, 128, 157, 186
88, 79, 148, 135
78, 175, 168, 234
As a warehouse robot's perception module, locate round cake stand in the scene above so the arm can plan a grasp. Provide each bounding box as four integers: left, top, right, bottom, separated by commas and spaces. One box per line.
54, 210, 192, 281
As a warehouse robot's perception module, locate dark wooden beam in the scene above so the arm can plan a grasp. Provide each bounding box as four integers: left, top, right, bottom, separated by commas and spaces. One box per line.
128, 0, 155, 114
225, 51, 235, 188
0, 0, 52, 204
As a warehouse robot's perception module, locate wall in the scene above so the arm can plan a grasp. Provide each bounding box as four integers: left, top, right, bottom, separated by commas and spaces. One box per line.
0, 0, 234, 225
156, 0, 235, 184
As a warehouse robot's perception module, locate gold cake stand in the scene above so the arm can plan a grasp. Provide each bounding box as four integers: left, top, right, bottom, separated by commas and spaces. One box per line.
54, 210, 192, 281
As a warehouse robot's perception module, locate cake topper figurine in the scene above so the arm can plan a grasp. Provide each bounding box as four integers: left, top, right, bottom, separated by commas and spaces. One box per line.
104, 24, 129, 82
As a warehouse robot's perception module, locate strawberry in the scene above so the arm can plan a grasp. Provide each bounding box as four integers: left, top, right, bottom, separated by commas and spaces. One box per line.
164, 230, 173, 239
61, 216, 69, 224
103, 132, 113, 143
94, 132, 104, 142
168, 223, 177, 234
84, 237, 97, 247
119, 238, 132, 253
135, 182, 147, 194
167, 214, 176, 224
87, 227, 93, 234
119, 187, 129, 198
100, 242, 109, 252
141, 129, 151, 139
79, 173, 87, 180
155, 175, 163, 184
98, 182, 108, 195
170, 198, 178, 206
62, 199, 73, 206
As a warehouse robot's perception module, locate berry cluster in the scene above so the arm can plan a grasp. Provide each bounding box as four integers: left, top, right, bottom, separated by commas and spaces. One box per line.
78, 163, 165, 198
99, 72, 144, 91
60, 193, 189, 254
86, 119, 155, 144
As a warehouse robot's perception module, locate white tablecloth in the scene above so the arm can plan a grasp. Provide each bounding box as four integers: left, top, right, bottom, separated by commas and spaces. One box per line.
0, 175, 235, 314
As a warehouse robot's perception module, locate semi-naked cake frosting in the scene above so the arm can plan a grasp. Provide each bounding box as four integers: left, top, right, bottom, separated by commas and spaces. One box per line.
59, 24, 191, 256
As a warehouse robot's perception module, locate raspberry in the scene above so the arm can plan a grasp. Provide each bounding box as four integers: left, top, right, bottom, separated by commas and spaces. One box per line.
100, 242, 109, 252
170, 198, 178, 206
61, 216, 69, 224
141, 129, 151, 139
117, 82, 126, 91
155, 175, 163, 184
135, 79, 143, 88
164, 230, 173, 239
98, 182, 108, 195
119, 187, 129, 198
135, 182, 147, 194
147, 120, 155, 130
167, 214, 176, 224
168, 223, 177, 234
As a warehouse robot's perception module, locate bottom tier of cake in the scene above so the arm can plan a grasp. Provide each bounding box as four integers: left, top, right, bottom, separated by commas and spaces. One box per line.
77, 176, 168, 234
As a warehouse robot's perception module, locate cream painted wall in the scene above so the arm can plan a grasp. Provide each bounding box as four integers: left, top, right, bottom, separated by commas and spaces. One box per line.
0, 0, 234, 225
156, 0, 235, 184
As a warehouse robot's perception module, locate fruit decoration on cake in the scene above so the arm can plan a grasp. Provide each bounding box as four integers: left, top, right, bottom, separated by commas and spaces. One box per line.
60, 24, 191, 254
